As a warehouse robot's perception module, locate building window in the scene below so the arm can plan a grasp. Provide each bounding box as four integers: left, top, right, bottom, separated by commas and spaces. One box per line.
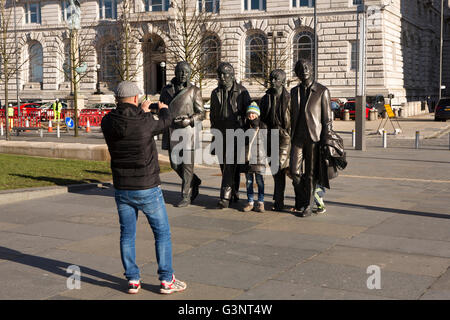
61, 0, 72, 21
245, 33, 267, 78
352, 0, 363, 5
99, 0, 117, 19
25, 2, 41, 24
292, 0, 315, 7
99, 42, 120, 82
202, 35, 220, 78
199, 0, 220, 13
63, 41, 71, 82
293, 32, 314, 67
145, 0, 170, 12
244, 0, 266, 11
29, 42, 43, 83
350, 40, 358, 71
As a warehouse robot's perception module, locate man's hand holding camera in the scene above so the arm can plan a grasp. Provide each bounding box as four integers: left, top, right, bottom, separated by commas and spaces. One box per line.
141, 100, 168, 113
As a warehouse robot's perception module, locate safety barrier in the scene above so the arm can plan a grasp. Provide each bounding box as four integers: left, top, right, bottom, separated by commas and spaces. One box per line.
1, 108, 110, 132
0, 110, 42, 128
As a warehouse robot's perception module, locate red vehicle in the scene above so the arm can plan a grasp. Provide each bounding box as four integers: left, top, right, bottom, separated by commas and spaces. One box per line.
13, 102, 42, 116
340, 100, 371, 119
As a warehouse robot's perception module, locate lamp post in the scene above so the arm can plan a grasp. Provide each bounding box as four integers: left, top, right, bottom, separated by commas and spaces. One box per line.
160, 61, 166, 89
355, 2, 367, 151
439, 0, 444, 100
94, 64, 103, 94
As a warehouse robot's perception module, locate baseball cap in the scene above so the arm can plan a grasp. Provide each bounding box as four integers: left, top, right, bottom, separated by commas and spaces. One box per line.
114, 81, 142, 98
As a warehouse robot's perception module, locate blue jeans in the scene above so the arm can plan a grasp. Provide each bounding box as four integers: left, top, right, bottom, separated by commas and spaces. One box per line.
246, 173, 264, 203
114, 186, 173, 282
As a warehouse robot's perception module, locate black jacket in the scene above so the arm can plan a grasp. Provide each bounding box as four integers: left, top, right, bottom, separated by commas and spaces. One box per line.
260, 87, 291, 170
101, 102, 172, 190
210, 81, 252, 131
318, 129, 347, 189
290, 82, 333, 143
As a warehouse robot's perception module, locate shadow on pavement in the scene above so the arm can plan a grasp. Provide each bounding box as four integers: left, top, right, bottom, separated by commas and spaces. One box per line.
10, 174, 102, 186
321, 200, 450, 220
348, 155, 450, 164
0, 246, 161, 295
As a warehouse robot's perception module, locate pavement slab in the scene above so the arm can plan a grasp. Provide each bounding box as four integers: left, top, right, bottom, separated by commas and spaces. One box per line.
9, 221, 116, 241
312, 246, 450, 277
274, 261, 436, 300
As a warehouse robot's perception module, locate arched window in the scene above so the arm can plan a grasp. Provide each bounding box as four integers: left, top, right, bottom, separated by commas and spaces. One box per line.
293, 31, 314, 67
245, 33, 267, 78
202, 35, 220, 78
99, 42, 119, 82
29, 42, 43, 83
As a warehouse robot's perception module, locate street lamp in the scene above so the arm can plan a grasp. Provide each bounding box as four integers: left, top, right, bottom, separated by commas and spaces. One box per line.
160, 61, 166, 89
94, 64, 103, 94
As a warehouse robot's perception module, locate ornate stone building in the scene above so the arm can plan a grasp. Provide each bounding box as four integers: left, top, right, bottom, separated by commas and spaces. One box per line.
0, 0, 448, 115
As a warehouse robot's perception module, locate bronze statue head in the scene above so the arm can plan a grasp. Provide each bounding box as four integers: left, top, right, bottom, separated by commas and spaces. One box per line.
270, 69, 286, 92
294, 59, 314, 85
217, 62, 235, 90
175, 61, 191, 85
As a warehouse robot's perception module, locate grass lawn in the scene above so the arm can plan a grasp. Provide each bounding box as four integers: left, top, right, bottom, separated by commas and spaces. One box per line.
0, 153, 171, 191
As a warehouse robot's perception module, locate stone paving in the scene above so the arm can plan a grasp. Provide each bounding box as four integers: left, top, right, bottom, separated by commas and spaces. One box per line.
0, 142, 449, 300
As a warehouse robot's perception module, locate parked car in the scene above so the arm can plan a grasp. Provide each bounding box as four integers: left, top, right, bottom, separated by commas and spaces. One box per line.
434, 98, 450, 122
12, 102, 42, 116
340, 100, 371, 119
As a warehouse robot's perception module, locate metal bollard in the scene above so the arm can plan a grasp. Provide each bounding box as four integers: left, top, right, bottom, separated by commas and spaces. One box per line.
0, 122, 3, 136
343, 109, 350, 121
57, 123, 60, 138
352, 129, 356, 148
448, 132, 450, 151
415, 131, 420, 149
382, 130, 387, 148
40, 128, 43, 138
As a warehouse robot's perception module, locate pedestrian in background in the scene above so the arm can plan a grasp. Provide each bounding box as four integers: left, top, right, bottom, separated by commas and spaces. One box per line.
52, 98, 63, 123
101, 81, 187, 295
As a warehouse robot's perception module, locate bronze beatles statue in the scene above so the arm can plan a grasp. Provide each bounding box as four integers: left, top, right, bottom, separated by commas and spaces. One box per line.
289, 59, 334, 217
210, 62, 252, 209
160, 61, 204, 207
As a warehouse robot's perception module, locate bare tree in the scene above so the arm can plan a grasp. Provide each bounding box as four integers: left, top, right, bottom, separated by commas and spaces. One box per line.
55, 0, 96, 137
164, 0, 218, 89
0, 0, 27, 140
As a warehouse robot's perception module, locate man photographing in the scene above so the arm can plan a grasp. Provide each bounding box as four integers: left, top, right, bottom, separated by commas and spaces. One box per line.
101, 81, 187, 295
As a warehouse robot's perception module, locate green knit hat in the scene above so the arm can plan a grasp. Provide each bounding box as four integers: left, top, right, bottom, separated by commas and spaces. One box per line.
246, 101, 260, 116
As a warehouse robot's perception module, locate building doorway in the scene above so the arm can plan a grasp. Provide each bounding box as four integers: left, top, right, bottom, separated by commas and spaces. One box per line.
142, 34, 166, 95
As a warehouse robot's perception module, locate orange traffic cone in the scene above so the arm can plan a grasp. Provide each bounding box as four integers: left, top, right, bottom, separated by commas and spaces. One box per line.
85, 119, 91, 133
48, 120, 53, 132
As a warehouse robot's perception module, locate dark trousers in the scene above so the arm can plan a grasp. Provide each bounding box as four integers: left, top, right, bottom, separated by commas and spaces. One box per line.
169, 149, 200, 200
290, 139, 319, 210
219, 163, 241, 200
272, 169, 286, 205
